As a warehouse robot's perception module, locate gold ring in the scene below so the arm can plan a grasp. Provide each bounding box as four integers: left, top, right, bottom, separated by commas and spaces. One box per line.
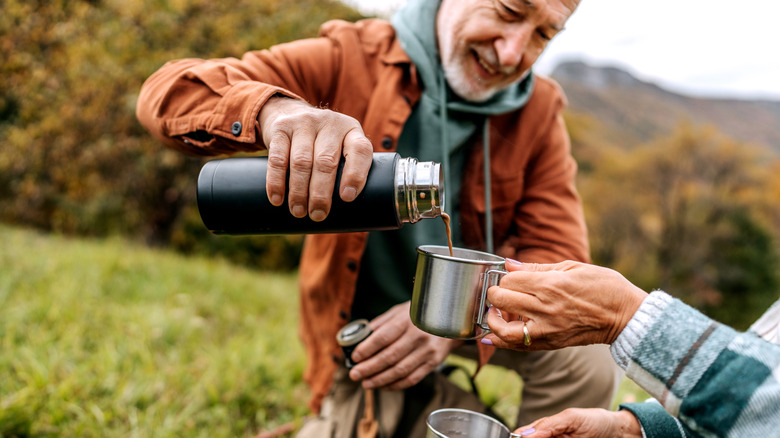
523, 323, 531, 347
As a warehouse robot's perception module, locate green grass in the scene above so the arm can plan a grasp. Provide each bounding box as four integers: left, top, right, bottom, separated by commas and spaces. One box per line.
0, 225, 650, 436
0, 225, 308, 437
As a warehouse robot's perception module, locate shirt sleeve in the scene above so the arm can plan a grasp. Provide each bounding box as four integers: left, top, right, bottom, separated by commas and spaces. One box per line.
611, 291, 780, 437
619, 400, 690, 438
135, 37, 339, 156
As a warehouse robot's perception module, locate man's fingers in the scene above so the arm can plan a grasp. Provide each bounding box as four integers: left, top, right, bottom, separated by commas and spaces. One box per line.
373, 353, 433, 390
349, 333, 409, 383
306, 126, 372, 220
265, 134, 291, 207
351, 318, 405, 364
307, 142, 341, 222
369, 301, 409, 329
339, 128, 374, 202
286, 129, 316, 218
260, 99, 372, 221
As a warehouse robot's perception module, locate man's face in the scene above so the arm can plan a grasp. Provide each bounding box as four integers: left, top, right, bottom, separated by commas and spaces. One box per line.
437, 0, 579, 102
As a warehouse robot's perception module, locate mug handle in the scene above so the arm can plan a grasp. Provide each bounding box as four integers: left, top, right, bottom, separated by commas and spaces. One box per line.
477, 269, 508, 332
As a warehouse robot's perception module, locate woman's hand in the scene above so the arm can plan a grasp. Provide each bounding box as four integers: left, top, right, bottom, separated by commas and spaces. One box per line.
513, 408, 643, 438
482, 260, 647, 351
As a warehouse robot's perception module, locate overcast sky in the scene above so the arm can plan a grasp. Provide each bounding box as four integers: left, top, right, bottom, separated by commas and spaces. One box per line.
345, 0, 780, 100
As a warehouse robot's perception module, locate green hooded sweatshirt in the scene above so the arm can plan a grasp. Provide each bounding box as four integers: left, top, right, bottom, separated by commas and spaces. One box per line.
351, 0, 536, 320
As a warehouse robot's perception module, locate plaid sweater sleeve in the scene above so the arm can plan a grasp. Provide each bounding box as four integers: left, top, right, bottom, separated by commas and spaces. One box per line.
610, 291, 780, 437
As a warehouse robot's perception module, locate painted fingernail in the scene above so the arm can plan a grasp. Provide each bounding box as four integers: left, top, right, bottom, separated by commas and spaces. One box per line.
521, 428, 536, 436
506, 258, 522, 265
310, 209, 327, 222
292, 205, 306, 218
341, 186, 357, 202
481, 338, 494, 345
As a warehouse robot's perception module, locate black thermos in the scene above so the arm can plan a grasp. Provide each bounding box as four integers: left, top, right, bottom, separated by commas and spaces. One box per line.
196, 152, 444, 235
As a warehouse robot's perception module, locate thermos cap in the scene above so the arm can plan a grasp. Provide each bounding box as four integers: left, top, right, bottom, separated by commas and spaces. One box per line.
395, 157, 444, 224
336, 319, 372, 347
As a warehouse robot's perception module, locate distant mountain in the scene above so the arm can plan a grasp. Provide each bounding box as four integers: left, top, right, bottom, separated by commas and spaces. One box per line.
549, 61, 780, 153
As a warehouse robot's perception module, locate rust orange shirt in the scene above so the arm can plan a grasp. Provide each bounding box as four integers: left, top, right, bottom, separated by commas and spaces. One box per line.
136, 18, 590, 412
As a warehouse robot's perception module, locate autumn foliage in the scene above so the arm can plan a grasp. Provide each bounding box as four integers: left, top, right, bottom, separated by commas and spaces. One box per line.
2, 0, 778, 327
0, 0, 363, 269
570, 116, 780, 328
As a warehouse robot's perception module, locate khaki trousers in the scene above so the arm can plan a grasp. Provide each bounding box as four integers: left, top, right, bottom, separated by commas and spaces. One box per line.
478, 344, 622, 426
297, 344, 621, 438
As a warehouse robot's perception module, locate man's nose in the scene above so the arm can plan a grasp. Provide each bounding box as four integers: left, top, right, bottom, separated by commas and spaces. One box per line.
494, 25, 533, 68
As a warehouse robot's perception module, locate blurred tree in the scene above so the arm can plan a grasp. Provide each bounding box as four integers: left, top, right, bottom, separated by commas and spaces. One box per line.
0, 0, 363, 270
575, 122, 780, 329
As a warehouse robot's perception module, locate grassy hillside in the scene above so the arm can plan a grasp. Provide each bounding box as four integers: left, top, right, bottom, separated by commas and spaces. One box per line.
0, 225, 647, 436
0, 225, 308, 437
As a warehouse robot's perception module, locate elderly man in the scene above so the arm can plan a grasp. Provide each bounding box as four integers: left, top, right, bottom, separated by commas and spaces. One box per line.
136, 0, 620, 436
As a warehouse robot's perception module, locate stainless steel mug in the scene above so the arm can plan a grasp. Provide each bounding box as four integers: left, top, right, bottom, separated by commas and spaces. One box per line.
411, 245, 506, 339
426, 408, 521, 438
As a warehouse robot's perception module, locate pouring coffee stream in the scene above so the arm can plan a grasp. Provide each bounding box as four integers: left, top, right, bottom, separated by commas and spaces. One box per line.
441, 211, 453, 257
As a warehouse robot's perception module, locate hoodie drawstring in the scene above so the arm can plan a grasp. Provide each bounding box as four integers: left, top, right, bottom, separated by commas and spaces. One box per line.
482, 118, 493, 254
438, 73, 452, 217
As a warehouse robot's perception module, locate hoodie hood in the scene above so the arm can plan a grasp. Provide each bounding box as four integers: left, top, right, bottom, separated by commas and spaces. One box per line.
391, 0, 535, 116
390, 0, 534, 253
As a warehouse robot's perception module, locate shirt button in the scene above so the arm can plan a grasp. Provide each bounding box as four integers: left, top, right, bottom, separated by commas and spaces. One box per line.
339, 310, 349, 320
231, 121, 242, 136
346, 259, 358, 272
381, 136, 393, 150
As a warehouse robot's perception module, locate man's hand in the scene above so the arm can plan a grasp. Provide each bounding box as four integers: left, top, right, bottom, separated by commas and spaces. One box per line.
258, 96, 374, 221
348, 301, 464, 390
